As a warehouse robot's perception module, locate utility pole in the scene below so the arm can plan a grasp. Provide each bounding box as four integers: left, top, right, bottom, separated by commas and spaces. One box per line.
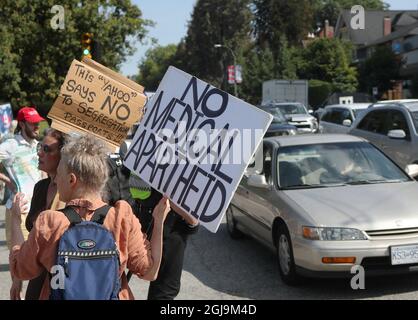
214, 44, 238, 97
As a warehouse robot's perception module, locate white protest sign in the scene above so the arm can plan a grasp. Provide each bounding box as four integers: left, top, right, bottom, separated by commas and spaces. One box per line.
123, 67, 272, 233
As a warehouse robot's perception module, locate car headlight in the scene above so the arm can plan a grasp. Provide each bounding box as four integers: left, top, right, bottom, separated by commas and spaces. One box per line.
303, 227, 367, 241
288, 129, 297, 135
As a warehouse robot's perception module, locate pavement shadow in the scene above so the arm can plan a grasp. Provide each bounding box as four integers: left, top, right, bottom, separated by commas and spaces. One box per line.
183, 222, 418, 300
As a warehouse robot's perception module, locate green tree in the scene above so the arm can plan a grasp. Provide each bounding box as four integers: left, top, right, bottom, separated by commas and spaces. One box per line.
178, 0, 253, 94
253, 0, 314, 51
136, 44, 178, 91
358, 45, 404, 98
299, 38, 358, 92
0, 0, 151, 112
240, 46, 275, 104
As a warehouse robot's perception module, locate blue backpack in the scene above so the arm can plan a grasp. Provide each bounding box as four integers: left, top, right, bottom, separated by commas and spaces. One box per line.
50, 205, 121, 300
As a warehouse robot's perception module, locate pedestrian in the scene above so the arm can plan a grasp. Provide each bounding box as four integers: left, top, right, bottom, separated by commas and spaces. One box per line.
0, 106, 44, 299
9, 134, 170, 299
10, 128, 67, 300
129, 175, 199, 300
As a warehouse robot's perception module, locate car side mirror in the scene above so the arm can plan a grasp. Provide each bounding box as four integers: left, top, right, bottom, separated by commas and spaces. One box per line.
405, 164, 418, 178
342, 119, 352, 127
247, 174, 270, 189
388, 129, 406, 139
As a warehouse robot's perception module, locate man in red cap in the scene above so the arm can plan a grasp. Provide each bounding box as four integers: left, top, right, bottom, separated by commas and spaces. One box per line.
0, 106, 45, 299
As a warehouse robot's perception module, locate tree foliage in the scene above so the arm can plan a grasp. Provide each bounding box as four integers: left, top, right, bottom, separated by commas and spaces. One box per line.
0, 0, 150, 112
252, 0, 314, 51
299, 38, 358, 92
178, 0, 253, 93
136, 44, 178, 91
358, 45, 404, 98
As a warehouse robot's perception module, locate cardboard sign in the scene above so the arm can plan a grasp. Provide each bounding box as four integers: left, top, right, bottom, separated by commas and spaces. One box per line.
48, 58, 147, 150
0, 103, 12, 137
124, 67, 272, 233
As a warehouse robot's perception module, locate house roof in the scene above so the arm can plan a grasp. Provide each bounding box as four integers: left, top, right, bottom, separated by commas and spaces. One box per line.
364, 21, 418, 47
335, 10, 418, 46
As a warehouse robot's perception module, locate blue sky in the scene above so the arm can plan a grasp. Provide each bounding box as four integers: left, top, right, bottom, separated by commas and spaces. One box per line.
120, 0, 418, 77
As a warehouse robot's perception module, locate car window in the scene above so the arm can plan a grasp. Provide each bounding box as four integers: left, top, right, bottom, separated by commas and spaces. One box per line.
276, 104, 307, 115
388, 110, 410, 138
321, 109, 332, 122
277, 142, 410, 189
357, 110, 389, 135
410, 111, 418, 133
341, 109, 352, 122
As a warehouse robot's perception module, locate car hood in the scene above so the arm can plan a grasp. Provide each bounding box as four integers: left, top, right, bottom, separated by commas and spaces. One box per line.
283, 182, 418, 231
269, 123, 297, 131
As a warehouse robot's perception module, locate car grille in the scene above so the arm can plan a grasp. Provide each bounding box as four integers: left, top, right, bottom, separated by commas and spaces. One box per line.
294, 124, 311, 129
366, 228, 418, 239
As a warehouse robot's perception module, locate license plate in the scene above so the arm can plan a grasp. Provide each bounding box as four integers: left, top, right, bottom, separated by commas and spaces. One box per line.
391, 244, 418, 265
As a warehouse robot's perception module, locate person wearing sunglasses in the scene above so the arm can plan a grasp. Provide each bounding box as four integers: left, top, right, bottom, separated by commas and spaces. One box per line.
9, 128, 67, 300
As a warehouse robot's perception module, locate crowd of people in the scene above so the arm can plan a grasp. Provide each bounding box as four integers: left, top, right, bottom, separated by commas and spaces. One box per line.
0, 105, 199, 300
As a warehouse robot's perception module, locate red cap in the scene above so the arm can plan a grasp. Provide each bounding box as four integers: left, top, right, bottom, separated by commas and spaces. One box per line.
17, 107, 45, 123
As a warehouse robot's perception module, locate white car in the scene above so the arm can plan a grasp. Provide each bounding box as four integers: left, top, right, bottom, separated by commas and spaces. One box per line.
262, 102, 318, 134
319, 103, 370, 134
349, 100, 418, 170
228, 134, 418, 285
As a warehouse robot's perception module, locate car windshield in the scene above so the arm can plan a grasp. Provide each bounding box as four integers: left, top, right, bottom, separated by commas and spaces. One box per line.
274, 103, 307, 115
261, 107, 287, 124
277, 142, 410, 189
409, 111, 418, 133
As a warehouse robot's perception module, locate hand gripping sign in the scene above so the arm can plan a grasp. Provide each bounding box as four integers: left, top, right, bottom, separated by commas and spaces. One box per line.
123, 67, 272, 233
48, 57, 147, 151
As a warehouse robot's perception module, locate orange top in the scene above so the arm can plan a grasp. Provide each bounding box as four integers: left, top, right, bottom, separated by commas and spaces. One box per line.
9, 199, 152, 300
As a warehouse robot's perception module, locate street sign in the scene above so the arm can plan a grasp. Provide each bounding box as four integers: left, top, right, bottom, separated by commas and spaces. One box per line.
227, 65, 235, 84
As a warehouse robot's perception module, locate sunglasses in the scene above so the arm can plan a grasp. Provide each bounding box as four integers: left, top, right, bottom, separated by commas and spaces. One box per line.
37, 143, 54, 153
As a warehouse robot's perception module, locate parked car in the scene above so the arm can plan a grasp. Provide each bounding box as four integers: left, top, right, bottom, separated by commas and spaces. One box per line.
228, 134, 418, 285
262, 102, 318, 134
319, 103, 370, 134
349, 100, 418, 170
258, 105, 298, 137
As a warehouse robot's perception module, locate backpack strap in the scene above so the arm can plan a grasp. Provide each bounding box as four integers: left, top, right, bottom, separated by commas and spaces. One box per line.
91, 205, 112, 225
60, 206, 82, 226
60, 205, 111, 226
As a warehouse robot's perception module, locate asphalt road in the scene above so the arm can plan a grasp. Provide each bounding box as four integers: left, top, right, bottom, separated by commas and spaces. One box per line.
2, 205, 418, 300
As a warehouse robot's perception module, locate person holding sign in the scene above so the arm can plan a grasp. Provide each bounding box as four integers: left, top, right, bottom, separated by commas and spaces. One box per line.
129, 175, 199, 300
9, 134, 171, 299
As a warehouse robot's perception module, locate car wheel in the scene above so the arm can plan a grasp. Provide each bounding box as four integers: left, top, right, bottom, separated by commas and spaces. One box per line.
226, 206, 244, 239
276, 224, 301, 285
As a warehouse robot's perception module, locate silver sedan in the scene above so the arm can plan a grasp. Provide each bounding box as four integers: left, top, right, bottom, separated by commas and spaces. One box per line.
228, 134, 418, 285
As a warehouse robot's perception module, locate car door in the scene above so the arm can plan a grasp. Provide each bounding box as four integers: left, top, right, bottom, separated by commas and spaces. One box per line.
319, 108, 336, 133
380, 109, 414, 168
235, 142, 277, 247
350, 109, 389, 151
